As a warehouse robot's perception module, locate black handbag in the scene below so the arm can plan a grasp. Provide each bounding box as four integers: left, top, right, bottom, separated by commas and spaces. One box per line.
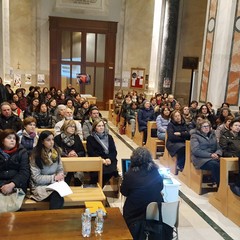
138, 202, 173, 240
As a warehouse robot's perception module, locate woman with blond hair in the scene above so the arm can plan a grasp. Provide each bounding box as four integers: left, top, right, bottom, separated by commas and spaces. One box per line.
54, 120, 85, 185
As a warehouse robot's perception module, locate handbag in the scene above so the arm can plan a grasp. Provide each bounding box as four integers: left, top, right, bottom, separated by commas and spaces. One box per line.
0, 188, 25, 213
139, 202, 173, 240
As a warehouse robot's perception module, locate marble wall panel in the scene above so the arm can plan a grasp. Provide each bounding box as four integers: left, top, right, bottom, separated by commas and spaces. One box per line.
225, 0, 240, 105
199, 0, 218, 102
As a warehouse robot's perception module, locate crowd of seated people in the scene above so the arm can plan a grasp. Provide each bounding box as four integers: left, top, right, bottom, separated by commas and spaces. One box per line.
0, 83, 118, 211
113, 89, 240, 188
0, 80, 239, 240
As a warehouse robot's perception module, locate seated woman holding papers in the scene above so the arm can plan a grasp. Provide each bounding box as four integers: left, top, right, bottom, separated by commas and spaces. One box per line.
30, 130, 65, 209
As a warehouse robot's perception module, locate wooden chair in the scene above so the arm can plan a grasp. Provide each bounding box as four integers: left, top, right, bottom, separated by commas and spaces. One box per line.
178, 140, 191, 187
21, 157, 106, 210
145, 121, 165, 159
209, 157, 238, 217
146, 201, 179, 238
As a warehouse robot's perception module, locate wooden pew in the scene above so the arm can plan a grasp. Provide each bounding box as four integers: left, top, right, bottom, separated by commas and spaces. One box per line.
178, 140, 191, 187
132, 113, 144, 146
161, 133, 177, 175
36, 128, 55, 134
21, 157, 106, 210
86, 96, 97, 105
145, 121, 165, 159
209, 157, 238, 218
108, 99, 113, 122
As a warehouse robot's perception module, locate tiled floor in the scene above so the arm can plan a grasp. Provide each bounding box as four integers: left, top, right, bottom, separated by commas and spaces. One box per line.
102, 111, 240, 240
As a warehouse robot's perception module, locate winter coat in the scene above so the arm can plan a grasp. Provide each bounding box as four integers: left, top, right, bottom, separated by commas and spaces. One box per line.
137, 107, 155, 132
166, 120, 190, 157
190, 130, 222, 169
0, 114, 23, 132
87, 134, 117, 174
30, 155, 64, 201
120, 167, 163, 226
219, 130, 240, 157
0, 145, 30, 193
156, 115, 170, 134
17, 130, 39, 155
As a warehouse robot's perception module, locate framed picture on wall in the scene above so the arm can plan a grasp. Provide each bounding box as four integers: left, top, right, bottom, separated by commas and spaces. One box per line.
130, 68, 145, 89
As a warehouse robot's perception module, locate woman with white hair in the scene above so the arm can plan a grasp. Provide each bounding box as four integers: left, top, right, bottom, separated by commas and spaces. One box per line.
120, 147, 164, 239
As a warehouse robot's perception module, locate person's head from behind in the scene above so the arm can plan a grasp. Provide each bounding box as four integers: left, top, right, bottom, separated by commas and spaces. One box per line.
0, 129, 19, 150
229, 118, 240, 134
60, 119, 76, 136
1, 102, 12, 118
23, 117, 37, 134
92, 118, 105, 135
130, 147, 157, 172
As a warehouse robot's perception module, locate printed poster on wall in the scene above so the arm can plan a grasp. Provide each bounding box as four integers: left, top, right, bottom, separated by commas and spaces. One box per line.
14, 74, 21, 87
25, 74, 32, 84
37, 74, 45, 85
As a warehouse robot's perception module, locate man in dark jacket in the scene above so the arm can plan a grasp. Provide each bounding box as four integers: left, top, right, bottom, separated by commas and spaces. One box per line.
0, 102, 22, 132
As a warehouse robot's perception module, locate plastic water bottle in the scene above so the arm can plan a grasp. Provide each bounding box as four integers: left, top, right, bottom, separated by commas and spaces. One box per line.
82, 208, 92, 237
95, 208, 104, 236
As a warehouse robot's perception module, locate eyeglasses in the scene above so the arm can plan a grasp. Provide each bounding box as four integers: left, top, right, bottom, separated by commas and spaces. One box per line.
201, 125, 210, 128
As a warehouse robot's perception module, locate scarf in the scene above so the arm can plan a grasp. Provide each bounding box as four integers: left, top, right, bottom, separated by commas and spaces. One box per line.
0, 147, 18, 159
3, 146, 18, 155
92, 132, 109, 154
61, 132, 75, 147
41, 148, 59, 166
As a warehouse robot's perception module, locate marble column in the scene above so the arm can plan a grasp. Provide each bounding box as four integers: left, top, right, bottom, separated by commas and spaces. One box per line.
0, 0, 10, 79
159, 0, 180, 94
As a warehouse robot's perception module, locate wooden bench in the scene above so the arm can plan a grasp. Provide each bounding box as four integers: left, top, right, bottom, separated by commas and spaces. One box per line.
145, 121, 165, 159
132, 113, 144, 146
178, 140, 191, 187
21, 157, 106, 211
161, 133, 177, 175
209, 157, 239, 222
108, 99, 113, 122
36, 128, 55, 134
